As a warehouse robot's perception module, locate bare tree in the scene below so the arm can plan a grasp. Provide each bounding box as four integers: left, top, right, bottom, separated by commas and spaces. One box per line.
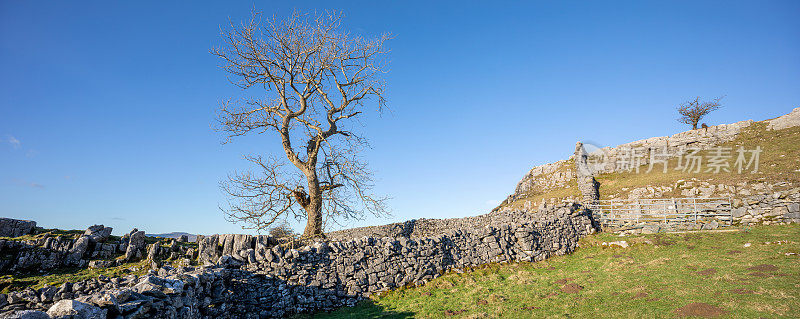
212, 10, 391, 238
677, 96, 723, 130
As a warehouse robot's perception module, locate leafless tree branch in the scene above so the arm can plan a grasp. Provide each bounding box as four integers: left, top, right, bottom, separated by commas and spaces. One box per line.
677, 96, 723, 130
213, 9, 391, 238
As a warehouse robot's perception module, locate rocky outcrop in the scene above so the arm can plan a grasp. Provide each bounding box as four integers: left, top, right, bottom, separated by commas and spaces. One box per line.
65, 236, 90, 266
124, 231, 146, 262
1, 203, 598, 318
0, 219, 36, 238
505, 108, 800, 206
0, 225, 196, 274
507, 160, 575, 204
0, 236, 99, 273
83, 226, 112, 243
767, 107, 800, 130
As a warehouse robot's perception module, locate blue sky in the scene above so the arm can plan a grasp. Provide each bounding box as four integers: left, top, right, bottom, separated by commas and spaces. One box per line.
1, 1, 798, 235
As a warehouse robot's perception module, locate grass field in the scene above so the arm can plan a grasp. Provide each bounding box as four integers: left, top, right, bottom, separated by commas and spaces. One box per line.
594, 122, 800, 200
308, 224, 800, 318
502, 121, 800, 209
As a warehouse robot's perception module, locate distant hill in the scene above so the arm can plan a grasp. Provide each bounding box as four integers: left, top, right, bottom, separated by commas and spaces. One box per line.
148, 232, 198, 242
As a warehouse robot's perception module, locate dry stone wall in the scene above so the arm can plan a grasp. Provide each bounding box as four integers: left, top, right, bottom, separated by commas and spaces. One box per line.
602, 179, 800, 226
732, 191, 800, 225
1, 203, 598, 318
613, 190, 799, 236
574, 142, 600, 203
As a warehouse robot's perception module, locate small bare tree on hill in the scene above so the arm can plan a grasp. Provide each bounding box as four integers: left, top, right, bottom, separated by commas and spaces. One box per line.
677, 96, 723, 130
213, 10, 390, 238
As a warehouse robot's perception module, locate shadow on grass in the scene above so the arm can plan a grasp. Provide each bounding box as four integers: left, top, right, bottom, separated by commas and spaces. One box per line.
301, 299, 415, 319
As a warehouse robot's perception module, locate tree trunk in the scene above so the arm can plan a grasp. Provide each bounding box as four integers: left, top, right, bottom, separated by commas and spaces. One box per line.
302, 171, 325, 238
691, 121, 698, 130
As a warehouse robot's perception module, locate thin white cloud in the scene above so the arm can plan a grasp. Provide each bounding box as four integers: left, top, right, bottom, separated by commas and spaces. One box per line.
29, 182, 45, 189
11, 179, 45, 189
6, 135, 21, 149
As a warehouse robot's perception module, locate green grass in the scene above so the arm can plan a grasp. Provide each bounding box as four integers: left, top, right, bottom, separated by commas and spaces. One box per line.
503, 121, 800, 207
0, 228, 84, 242
0, 261, 150, 293
309, 224, 800, 318
595, 122, 800, 199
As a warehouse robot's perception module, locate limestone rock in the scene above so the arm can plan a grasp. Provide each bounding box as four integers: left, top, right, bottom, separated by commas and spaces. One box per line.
641, 225, 660, 234
767, 107, 800, 130
46, 300, 106, 319
124, 231, 146, 261
0, 218, 36, 238
76, 292, 119, 314
66, 236, 90, 266
197, 235, 221, 265
0, 310, 50, 319
132, 275, 183, 298
731, 207, 747, 218
146, 243, 159, 262
83, 225, 112, 242
603, 241, 629, 248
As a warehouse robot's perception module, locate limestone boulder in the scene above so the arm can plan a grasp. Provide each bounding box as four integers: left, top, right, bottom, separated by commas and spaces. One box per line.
0, 218, 36, 238
83, 225, 112, 242
46, 300, 106, 319
132, 275, 183, 298
124, 231, 146, 261
66, 236, 90, 266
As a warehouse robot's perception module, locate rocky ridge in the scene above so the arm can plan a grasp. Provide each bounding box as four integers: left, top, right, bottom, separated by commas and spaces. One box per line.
0, 225, 196, 275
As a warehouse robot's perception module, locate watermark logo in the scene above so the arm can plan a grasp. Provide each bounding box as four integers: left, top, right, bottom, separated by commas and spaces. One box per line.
576, 142, 609, 176
579, 143, 762, 175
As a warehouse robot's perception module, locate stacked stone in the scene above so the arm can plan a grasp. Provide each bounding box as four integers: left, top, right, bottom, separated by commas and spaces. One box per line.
607, 188, 799, 235
574, 142, 600, 204
1, 203, 598, 318
0, 267, 230, 319
732, 191, 800, 225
